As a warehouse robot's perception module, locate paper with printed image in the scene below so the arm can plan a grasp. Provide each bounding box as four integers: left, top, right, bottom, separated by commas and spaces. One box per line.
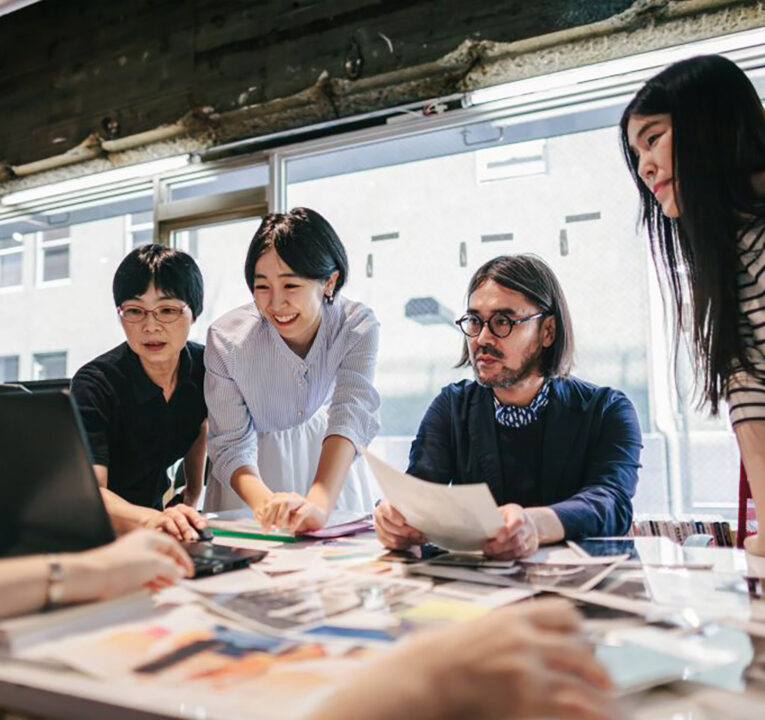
363, 450, 504, 551
200, 568, 432, 635
21, 603, 380, 719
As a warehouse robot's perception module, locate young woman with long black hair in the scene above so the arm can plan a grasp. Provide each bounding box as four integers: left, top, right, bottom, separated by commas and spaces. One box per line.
621, 54, 765, 554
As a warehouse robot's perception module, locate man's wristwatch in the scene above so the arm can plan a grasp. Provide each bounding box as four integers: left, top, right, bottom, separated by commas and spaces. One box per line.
45, 555, 66, 608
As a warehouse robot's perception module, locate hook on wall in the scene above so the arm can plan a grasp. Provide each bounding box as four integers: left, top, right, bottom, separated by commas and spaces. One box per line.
460, 125, 504, 147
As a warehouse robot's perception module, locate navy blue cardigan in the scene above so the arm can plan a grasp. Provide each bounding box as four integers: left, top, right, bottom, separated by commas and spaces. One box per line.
407, 376, 642, 539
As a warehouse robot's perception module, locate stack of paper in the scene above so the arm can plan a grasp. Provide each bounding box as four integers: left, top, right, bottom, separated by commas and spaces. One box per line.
200, 569, 431, 634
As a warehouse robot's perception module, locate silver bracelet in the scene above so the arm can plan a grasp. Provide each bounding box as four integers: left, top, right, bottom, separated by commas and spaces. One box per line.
45, 555, 66, 609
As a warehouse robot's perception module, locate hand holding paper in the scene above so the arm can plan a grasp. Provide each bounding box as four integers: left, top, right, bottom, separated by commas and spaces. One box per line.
374, 500, 426, 549
363, 450, 504, 551
483, 504, 541, 559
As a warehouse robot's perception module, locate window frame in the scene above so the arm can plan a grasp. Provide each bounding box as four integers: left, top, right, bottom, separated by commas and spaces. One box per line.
35, 228, 72, 288
0, 237, 24, 292
31, 350, 68, 381
124, 211, 155, 253
0, 354, 20, 383
2, 29, 764, 517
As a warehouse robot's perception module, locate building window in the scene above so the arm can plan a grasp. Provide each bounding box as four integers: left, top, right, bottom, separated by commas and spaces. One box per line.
37, 228, 70, 285
0, 355, 19, 383
126, 211, 154, 251
175, 229, 200, 259
32, 351, 67, 380
0, 234, 24, 289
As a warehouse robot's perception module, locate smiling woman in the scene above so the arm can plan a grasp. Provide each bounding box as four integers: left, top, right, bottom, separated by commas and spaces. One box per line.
70, 245, 209, 542
203, 208, 381, 532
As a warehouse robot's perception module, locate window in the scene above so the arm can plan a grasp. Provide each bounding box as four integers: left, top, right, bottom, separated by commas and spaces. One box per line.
1, 191, 154, 383
171, 218, 261, 343
280, 30, 765, 519
174, 229, 199, 259
286, 126, 650, 442
0, 233, 24, 289
2, 29, 763, 520
37, 227, 70, 285
0, 355, 19, 383
32, 351, 67, 380
125, 211, 154, 251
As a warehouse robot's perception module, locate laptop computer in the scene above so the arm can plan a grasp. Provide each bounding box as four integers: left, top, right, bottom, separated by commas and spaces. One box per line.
0, 390, 265, 577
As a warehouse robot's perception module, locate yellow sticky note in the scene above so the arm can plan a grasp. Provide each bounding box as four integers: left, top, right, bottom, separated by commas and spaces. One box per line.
398, 599, 490, 623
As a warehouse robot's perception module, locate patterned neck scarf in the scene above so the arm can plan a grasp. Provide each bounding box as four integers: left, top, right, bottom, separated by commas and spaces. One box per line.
493, 378, 551, 428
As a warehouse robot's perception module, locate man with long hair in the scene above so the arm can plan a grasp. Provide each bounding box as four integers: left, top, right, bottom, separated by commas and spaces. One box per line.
374, 254, 642, 558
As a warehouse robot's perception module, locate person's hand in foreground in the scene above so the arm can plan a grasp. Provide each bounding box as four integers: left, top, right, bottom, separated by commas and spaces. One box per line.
143, 504, 207, 542
76, 529, 194, 599
0, 530, 194, 619
309, 598, 618, 720
373, 499, 425, 549
483, 503, 540, 559
256, 491, 328, 534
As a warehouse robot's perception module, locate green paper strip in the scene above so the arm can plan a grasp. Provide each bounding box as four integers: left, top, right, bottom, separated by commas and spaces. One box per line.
209, 528, 299, 543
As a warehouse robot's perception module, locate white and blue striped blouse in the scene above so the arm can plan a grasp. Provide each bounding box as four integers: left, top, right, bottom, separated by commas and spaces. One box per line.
204, 295, 381, 486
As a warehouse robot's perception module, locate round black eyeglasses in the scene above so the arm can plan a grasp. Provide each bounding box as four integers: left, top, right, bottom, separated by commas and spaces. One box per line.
455, 311, 547, 339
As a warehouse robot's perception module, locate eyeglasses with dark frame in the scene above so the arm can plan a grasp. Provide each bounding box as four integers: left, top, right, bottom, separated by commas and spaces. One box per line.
117, 303, 190, 324
455, 311, 548, 339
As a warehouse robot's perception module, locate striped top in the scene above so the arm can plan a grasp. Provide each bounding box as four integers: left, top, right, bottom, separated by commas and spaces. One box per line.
204, 295, 381, 486
729, 220, 765, 426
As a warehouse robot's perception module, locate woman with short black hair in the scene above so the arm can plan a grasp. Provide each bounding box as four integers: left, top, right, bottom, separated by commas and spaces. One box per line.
621, 54, 765, 554
72, 244, 208, 541
204, 207, 380, 532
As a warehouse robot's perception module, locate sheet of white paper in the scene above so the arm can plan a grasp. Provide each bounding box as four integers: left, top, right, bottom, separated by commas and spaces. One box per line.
211, 535, 282, 551
603, 626, 740, 666
363, 450, 503, 551
260, 547, 325, 573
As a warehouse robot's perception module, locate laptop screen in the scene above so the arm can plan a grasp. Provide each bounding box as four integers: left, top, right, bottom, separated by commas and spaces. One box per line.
0, 390, 116, 557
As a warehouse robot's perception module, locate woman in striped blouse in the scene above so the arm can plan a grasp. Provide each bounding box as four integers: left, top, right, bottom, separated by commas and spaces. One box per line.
621, 55, 765, 555
204, 208, 381, 532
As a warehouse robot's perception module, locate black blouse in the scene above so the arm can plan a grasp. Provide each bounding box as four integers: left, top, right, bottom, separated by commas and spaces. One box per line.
71, 341, 207, 509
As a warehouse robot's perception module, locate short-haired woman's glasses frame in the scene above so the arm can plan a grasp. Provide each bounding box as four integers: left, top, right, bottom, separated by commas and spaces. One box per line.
117, 304, 189, 324
455, 311, 547, 339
